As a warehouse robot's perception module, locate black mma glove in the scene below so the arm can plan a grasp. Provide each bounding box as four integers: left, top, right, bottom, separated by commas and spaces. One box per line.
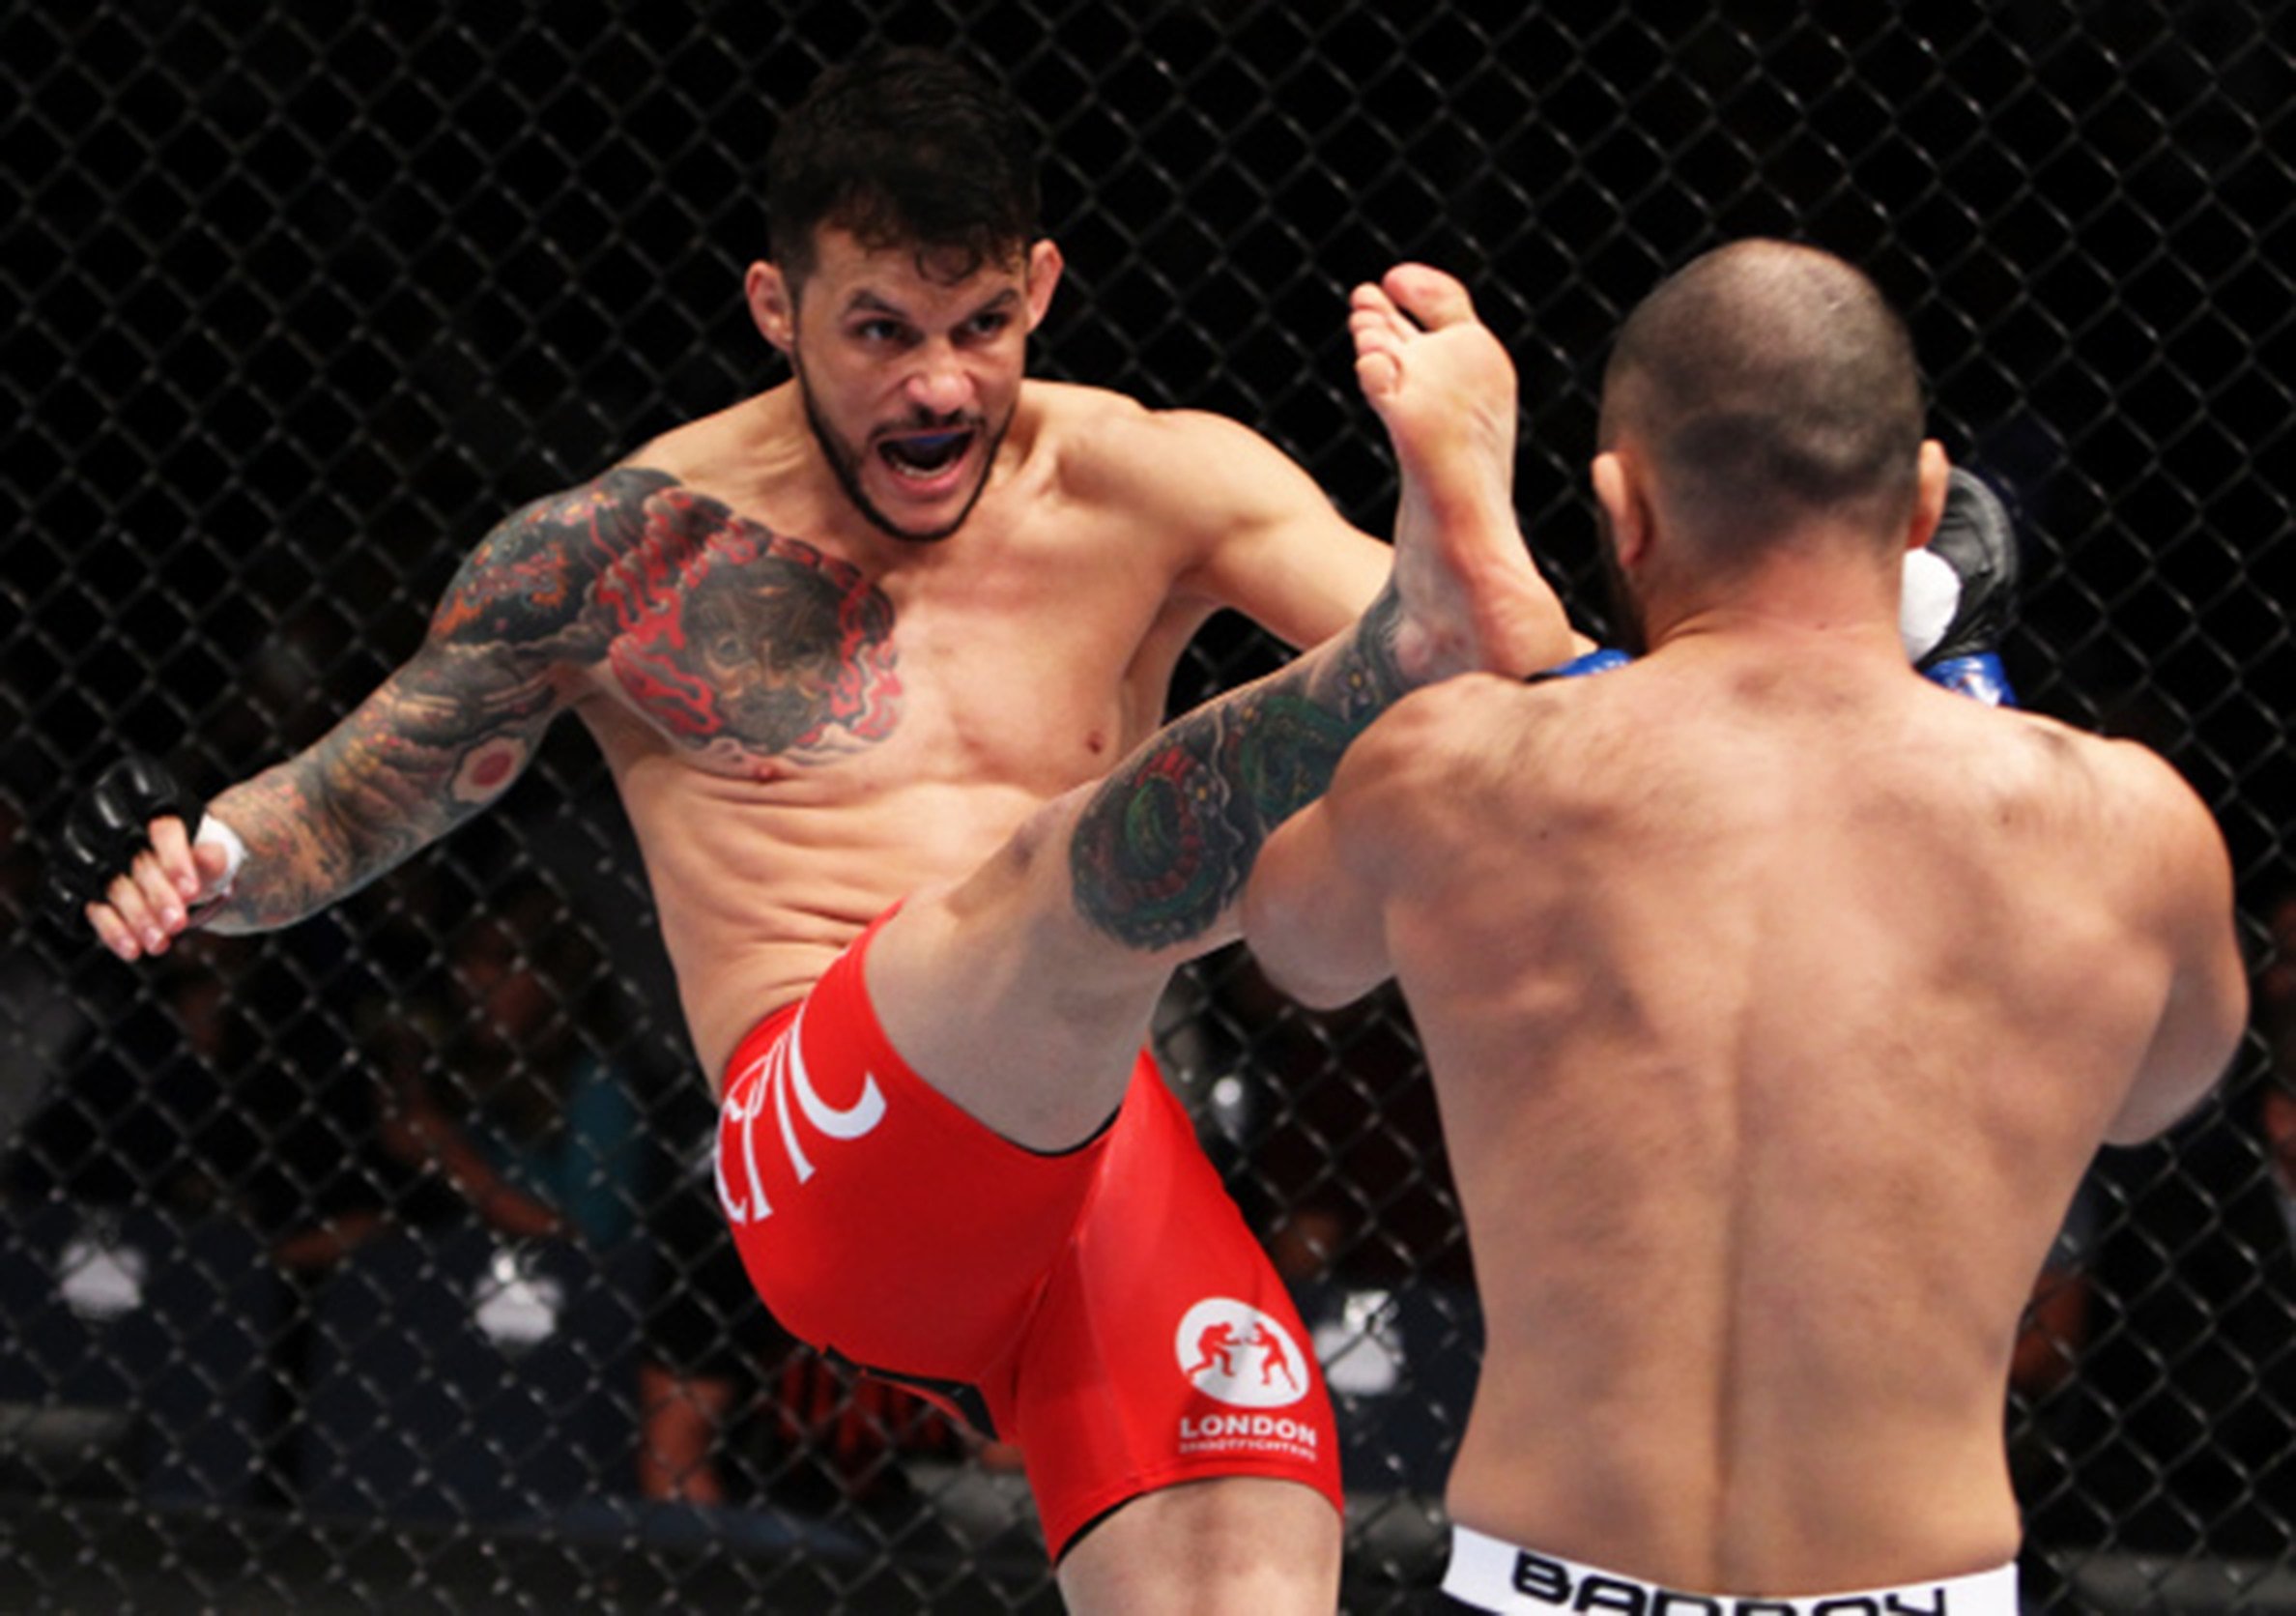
1914, 469, 2018, 669
1903, 468, 2020, 707
45, 753, 207, 925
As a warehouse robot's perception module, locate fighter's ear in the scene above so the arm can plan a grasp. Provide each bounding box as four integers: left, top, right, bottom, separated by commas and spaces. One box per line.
1022, 240, 1063, 332
1592, 449, 1650, 569
1907, 439, 1951, 552
747, 262, 796, 352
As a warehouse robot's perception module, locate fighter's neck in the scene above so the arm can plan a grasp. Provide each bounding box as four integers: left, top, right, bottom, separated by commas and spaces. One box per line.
1641, 554, 1904, 658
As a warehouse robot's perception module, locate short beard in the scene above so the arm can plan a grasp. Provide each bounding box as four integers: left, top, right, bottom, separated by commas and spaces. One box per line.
794, 354, 1002, 545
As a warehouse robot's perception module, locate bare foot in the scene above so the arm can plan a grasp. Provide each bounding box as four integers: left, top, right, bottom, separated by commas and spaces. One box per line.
1354, 265, 1568, 679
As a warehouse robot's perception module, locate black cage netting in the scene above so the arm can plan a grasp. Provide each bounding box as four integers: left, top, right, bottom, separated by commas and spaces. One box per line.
4, 4, 2293, 1613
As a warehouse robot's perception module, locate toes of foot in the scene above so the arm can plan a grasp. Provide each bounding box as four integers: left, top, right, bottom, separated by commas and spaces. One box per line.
1385, 263, 1474, 329
1355, 350, 1402, 402
1351, 282, 1399, 320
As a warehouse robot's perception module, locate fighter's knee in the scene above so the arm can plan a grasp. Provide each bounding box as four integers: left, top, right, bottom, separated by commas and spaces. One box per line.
1002, 790, 1075, 875
933, 787, 1098, 949
1057, 1478, 1341, 1615
967, 790, 1086, 918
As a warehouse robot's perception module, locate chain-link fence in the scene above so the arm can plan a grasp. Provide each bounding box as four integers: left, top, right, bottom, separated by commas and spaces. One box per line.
5, 3, 2292, 1612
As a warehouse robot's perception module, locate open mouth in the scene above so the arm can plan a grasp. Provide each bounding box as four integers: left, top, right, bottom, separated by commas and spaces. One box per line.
877, 426, 978, 480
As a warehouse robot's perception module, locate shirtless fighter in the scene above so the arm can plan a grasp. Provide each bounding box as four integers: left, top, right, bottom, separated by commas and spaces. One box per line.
47, 47, 1570, 1611
1246, 240, 2248, 1614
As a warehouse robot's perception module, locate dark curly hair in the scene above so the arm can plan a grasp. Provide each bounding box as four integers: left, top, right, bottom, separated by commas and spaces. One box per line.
767, 46, 1041, 290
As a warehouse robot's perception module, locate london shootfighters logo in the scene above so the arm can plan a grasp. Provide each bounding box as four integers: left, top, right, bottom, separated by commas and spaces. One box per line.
1176, 1297, 1306, 1408
1174, 1297, 1319, 1463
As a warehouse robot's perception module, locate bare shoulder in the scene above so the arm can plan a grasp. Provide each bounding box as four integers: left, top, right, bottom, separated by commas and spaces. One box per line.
1981, 707, 2234, 934
1998, 708, 2217, 838
2016, 716, 2249, 1140
616, 393, 762, 481
1036, 380, 1268, 453
1334, 676, 1531, 816
1026, 377, 1155, 432
1020, 378, 1152, 466
2077, 724, 2231, 881
1038, 382, 1335, 525
431, 467, 676, 651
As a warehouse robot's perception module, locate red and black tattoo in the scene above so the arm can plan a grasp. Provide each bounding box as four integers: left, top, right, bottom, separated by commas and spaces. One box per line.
205, 468, 903, 931
1068, 586, 1406, 951
592, 485, 900, 753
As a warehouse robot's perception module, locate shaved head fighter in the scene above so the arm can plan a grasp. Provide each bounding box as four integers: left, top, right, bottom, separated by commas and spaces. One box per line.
1248, 239, 2246, 1615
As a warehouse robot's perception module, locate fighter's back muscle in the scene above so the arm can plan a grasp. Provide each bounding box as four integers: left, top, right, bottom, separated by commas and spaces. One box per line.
1408, 671, 2164, 1255
1376, 662, 2190, 1579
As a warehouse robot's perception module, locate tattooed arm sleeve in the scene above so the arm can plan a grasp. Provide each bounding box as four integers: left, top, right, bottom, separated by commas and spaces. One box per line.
194, 472, 666, 933
1068, 584, 1407, 951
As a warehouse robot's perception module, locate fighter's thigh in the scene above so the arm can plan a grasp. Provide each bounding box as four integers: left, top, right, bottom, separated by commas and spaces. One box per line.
716, 945, 1094, 1384
1002, 1072, 1342, 1562
1057, 1477, 1343, 1616
863, 855, 1172, 1150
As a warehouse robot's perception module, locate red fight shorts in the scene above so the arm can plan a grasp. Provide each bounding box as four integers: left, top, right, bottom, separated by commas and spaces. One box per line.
715, 912, 1341, 1559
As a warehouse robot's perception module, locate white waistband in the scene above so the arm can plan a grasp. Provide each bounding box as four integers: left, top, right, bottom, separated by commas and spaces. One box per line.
1443, 1525, 2020, 1616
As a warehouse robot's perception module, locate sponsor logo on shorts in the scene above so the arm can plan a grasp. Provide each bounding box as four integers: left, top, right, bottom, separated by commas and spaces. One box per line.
1176, 1298, 1307, 1409
1173, 1297, 1319, 1463
717, 1004, 886, 1225
1508, 1551, 1952, 1616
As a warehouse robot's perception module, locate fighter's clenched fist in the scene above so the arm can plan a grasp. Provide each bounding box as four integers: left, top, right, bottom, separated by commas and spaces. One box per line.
48, 754, 243, 960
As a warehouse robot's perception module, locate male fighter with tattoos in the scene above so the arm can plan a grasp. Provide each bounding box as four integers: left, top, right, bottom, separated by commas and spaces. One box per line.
1246, 241, 2247, 1615
51, 48, 1571, 1611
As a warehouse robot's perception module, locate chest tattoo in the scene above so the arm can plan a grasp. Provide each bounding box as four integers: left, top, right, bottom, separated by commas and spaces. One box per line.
596, 485, 903, 756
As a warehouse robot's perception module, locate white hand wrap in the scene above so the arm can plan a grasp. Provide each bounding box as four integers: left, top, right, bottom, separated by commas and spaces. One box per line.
192, 815, 249, 901
1899, 546, 1963, 664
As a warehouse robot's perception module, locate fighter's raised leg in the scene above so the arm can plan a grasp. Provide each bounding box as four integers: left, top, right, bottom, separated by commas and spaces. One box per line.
1351, 264, 1567, 684
864, 265, 1565, 1149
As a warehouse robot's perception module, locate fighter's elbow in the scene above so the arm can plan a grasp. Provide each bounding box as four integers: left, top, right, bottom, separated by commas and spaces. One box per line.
1244, 909, 1392, 1011
1243, 857, 1393, 1009
1285, 965, 1389, 1013
1250, 949, 1348, 1012
2106, 1023, 2245, 1147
